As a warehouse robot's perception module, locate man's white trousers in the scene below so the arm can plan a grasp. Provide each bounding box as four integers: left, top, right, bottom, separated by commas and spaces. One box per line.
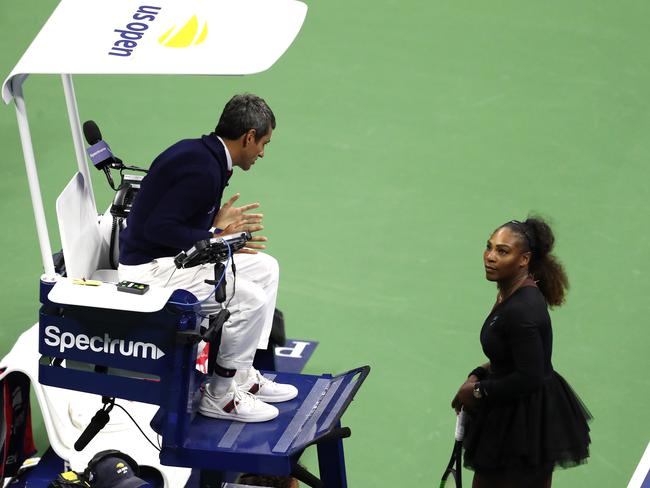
118, 253, 278, 370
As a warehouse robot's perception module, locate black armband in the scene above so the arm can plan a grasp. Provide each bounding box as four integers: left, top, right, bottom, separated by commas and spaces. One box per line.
468, 367, 488, 380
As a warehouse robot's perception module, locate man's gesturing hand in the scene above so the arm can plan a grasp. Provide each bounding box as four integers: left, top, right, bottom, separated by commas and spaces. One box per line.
213, 193, 263, 230
214, 193, 268, 254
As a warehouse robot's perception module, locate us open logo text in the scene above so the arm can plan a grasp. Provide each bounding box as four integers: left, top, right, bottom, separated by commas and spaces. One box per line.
108, 5, 162, 57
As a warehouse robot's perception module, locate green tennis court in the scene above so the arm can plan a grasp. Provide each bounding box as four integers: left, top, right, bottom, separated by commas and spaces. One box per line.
1, 1, 648, 486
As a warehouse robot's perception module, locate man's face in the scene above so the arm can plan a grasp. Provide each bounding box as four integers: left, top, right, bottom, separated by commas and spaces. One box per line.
240, 127, 272, 171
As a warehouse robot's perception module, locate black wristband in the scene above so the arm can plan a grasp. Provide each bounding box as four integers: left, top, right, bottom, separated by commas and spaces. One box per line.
468, 367, 488, 380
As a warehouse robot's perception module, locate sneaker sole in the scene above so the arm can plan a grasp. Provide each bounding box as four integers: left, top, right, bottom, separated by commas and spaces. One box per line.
255, 389, 299, 403
198, 406, 278, 423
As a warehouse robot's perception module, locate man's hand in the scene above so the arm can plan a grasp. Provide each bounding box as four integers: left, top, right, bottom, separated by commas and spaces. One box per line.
217, 216, 268, 255
217, 226, 268, 255
213, 193, 263, 230
237, 234, 268, 254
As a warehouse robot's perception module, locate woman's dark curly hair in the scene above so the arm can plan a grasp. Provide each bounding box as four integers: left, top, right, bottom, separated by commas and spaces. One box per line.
500, 216, 569, 307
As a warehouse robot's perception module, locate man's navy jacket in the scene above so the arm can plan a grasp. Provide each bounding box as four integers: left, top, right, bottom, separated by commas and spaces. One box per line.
119, 134, 229, 265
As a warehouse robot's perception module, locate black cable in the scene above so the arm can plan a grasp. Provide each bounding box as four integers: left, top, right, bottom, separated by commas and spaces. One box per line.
164, 267, 177, 288
113, 403, 161, 452
109, 217, 120, 269
103, 166, 118, 191
122, 164, 148, 173
118, 168, 125, 190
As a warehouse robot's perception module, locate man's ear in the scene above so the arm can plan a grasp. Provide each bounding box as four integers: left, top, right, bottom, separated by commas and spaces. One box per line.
242, 129, 256, 147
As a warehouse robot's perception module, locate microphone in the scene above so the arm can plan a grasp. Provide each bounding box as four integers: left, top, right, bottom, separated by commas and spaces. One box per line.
83, 120, 122, 170
74, 408, 111, 451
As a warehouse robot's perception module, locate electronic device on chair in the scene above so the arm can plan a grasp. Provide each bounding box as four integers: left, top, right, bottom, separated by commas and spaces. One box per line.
110, 174, 143, 218
173, 232, 252, 269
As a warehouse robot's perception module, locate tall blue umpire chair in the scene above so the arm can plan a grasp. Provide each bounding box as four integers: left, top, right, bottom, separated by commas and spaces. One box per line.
38, 171, 369, 487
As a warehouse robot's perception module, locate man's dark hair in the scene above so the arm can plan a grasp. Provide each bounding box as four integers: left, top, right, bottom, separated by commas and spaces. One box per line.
214, 93, 276, 141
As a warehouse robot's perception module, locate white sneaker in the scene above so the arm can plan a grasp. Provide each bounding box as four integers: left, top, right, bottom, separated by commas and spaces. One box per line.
198, 383, 278, 422
237, 368, 299, 403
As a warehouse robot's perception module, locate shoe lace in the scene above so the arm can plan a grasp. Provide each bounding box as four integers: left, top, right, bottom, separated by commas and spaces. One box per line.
231, 387, 258, 413
252, 369, 273, 387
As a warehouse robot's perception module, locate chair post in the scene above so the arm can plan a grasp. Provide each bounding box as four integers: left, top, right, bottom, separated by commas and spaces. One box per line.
12, 77, 56, 280
316, 420, 348, 488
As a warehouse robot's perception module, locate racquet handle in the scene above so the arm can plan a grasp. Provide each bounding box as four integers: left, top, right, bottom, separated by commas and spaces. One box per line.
455, 409, 467, 442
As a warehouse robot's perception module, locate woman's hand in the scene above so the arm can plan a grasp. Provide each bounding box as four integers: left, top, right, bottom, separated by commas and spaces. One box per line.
451, 390, 462, 413
451, 379, 479, 413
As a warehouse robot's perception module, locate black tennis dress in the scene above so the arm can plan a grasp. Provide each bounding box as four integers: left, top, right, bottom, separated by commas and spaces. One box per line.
463, 284, 592, 473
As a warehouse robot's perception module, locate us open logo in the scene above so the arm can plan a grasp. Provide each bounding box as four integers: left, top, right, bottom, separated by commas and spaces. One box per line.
158, 16, 208, 48
108, 5, 162, 57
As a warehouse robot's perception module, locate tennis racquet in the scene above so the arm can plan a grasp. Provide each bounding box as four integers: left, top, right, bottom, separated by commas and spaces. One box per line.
439, 409, 466, 488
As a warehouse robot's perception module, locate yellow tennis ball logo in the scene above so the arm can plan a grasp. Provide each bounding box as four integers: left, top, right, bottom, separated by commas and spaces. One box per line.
158, 16, 208, 48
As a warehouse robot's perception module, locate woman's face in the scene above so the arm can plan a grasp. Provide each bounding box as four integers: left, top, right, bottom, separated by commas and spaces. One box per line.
483, 226, 530, 282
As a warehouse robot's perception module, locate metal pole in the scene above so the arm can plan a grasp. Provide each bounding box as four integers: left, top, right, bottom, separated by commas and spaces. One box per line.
12, 77, 56, 280
317, 420, 348, 487
61, 73, 96, 212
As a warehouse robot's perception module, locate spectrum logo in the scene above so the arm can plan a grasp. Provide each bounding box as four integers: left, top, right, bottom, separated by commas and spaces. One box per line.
43, 325, 165, 360
108, 5, 162, 57
158, 16, 208, 48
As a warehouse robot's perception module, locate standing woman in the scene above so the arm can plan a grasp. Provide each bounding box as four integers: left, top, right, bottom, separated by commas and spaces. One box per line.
451, 217, 591, 487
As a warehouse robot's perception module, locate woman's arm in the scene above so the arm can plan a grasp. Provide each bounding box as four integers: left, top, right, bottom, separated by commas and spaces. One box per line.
467, 361, 491, 383
478, 321, 544, 399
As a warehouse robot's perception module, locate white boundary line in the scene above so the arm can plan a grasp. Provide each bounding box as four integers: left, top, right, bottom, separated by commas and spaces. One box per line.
628, 441, 650, 488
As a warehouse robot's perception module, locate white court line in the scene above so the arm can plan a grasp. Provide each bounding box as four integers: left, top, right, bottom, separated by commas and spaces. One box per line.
628, 441, 650, 488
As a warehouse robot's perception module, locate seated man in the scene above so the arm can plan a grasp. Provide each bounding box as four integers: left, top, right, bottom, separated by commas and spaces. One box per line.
118, 93, 297, 423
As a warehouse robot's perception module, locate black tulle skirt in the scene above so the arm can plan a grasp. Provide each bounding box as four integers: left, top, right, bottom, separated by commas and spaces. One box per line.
463, 371, 592, 473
